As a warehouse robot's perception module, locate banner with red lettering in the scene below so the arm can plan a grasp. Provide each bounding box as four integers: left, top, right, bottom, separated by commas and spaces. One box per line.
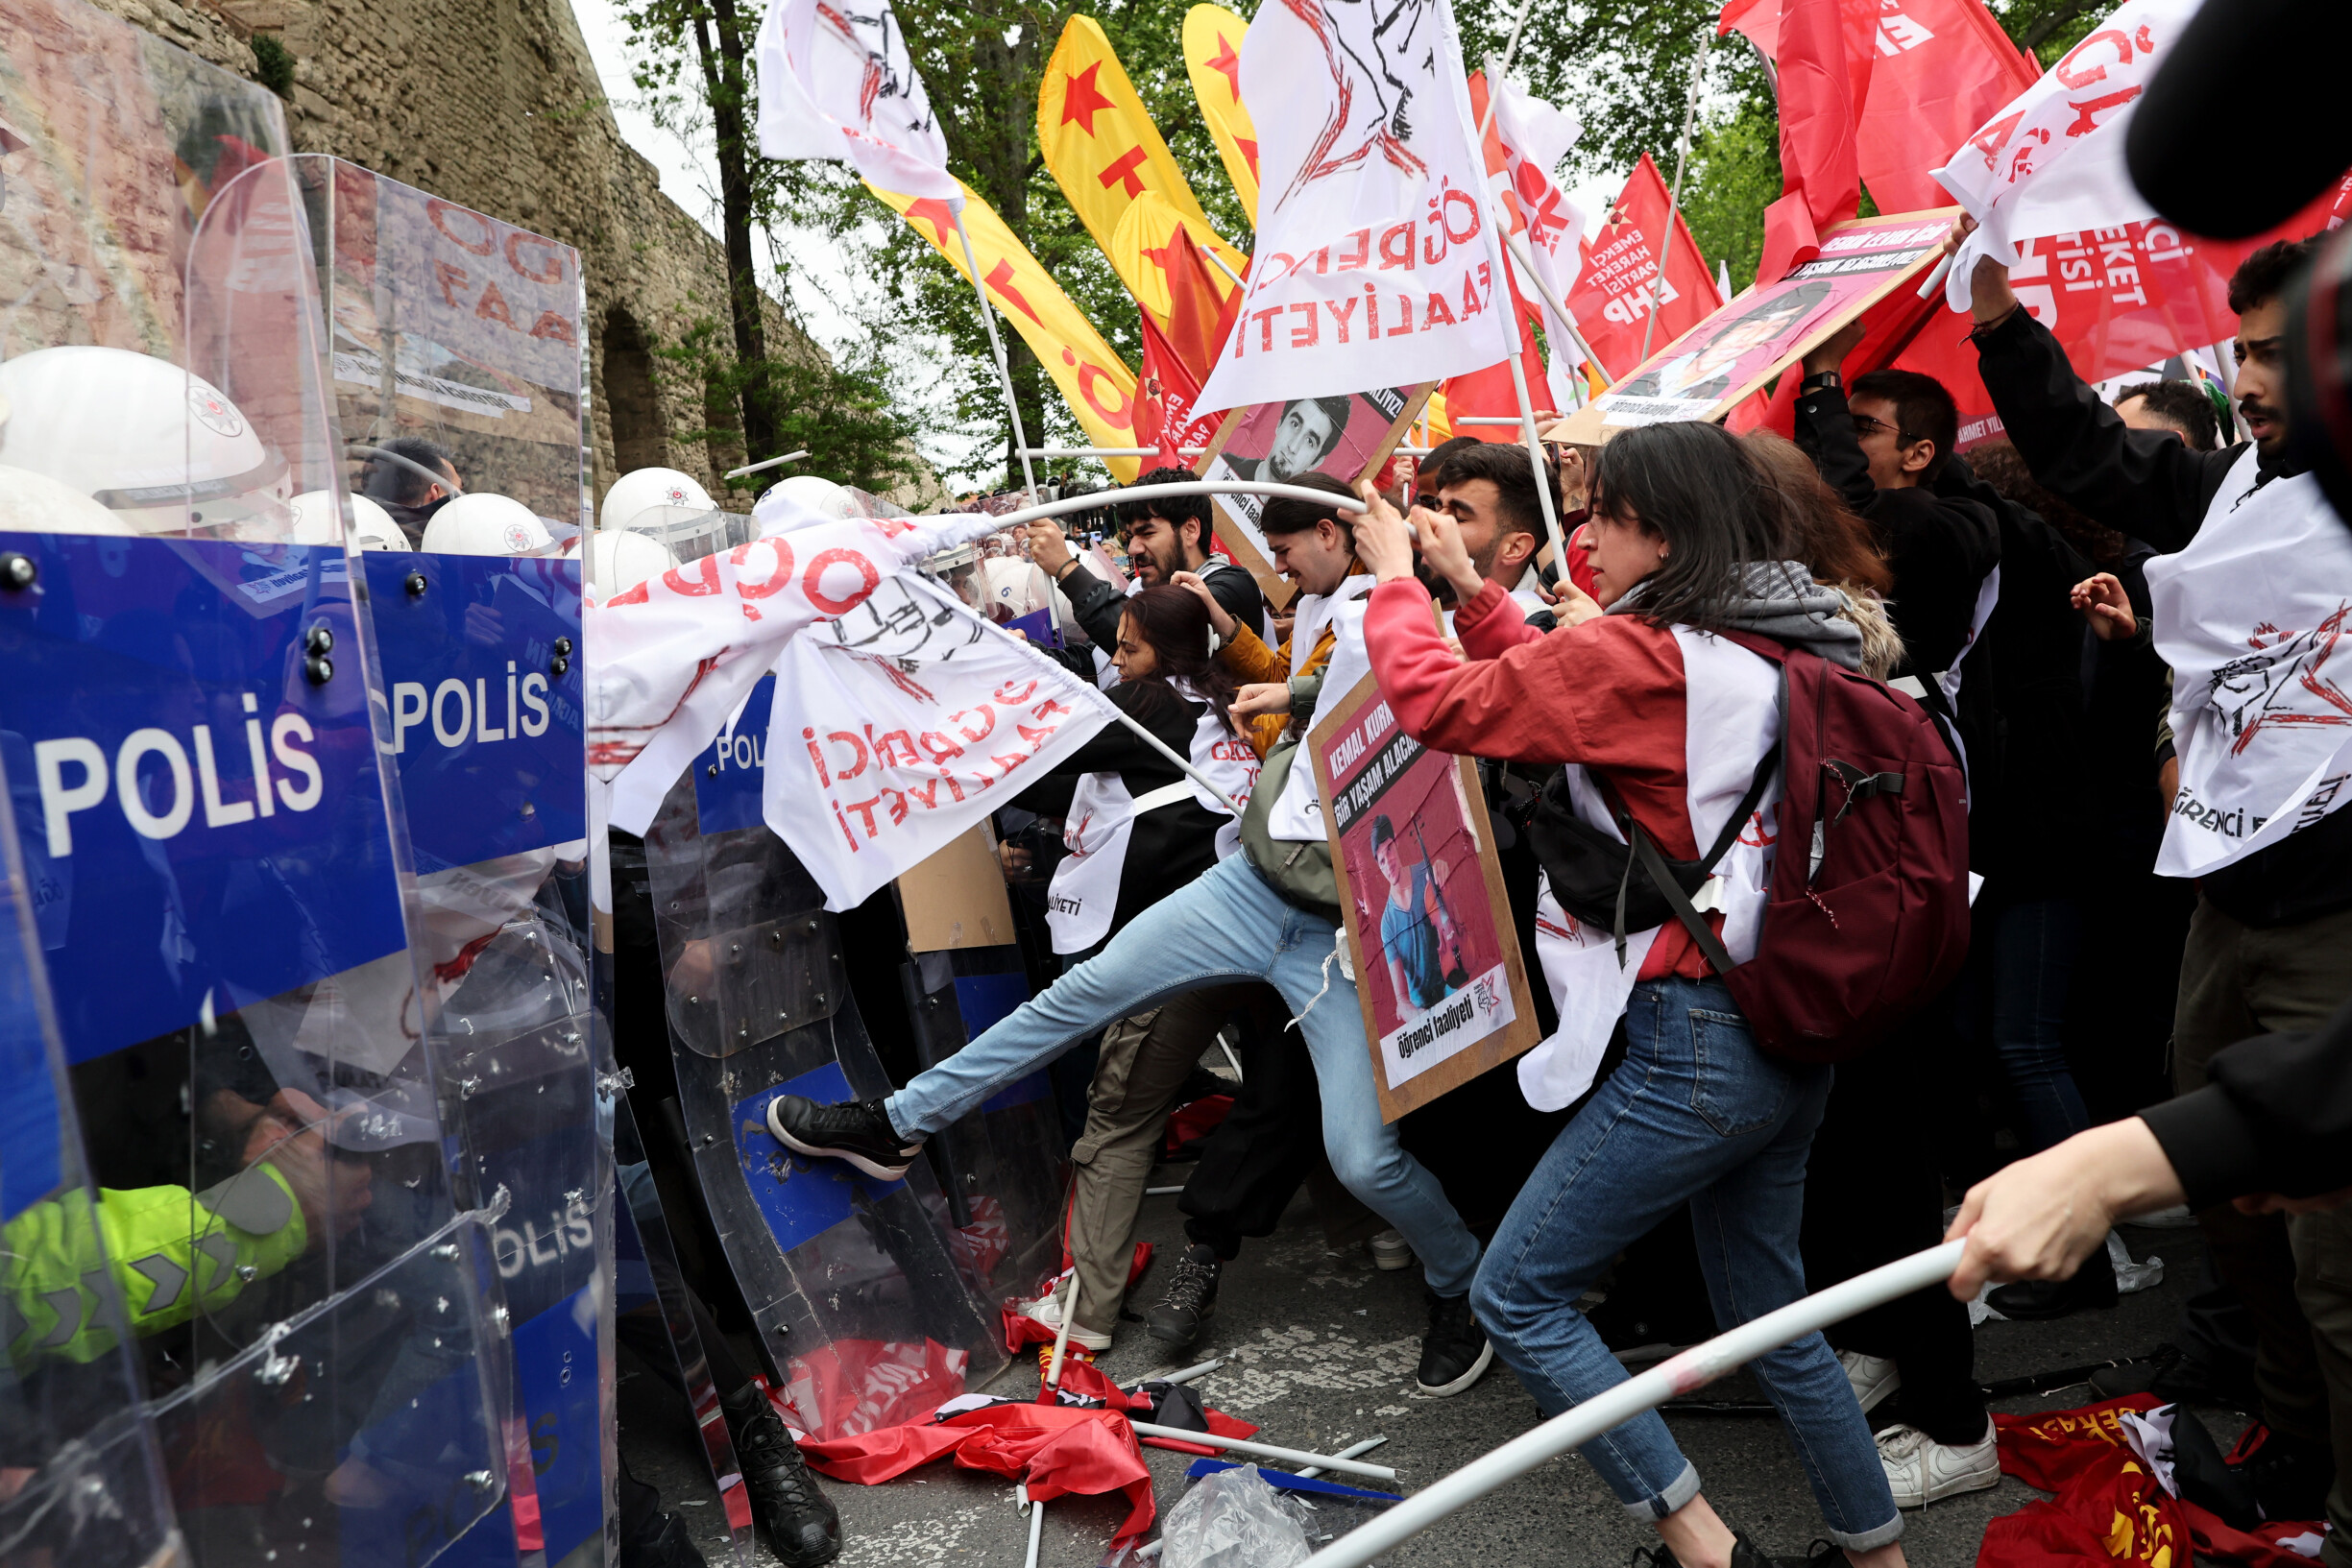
1190, 0, 1515, 415
589, 500, 1120, 909
370, 179, 583, 390
1565, 154, 1724, 380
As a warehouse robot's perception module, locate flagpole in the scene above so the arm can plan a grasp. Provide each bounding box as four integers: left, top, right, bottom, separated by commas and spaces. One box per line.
1639, 22, 1711, 365
1458, 11, 1565, 571
950, 203, 1044, 505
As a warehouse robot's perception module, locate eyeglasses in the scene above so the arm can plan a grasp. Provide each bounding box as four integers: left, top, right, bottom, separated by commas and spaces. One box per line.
1851, 413, 1919, 444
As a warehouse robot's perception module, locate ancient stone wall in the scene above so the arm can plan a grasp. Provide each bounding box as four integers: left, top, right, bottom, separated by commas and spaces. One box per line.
86, 0, 937, 510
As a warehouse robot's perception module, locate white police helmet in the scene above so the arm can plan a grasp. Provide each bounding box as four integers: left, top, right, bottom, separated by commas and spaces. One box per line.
421, 492, 553, 557
600, 467, 715, 534
0, 345, 287, 534
767, 474, 855, 522
290, 490, 404, 552
586, 527, 677, 594
0, 463, 136, 536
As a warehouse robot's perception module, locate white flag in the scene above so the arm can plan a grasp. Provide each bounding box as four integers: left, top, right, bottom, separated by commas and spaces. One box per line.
1192, 0, 1514, 416
589, 499, 1122, 909
1485, 76, 1588, 413
2148, 450, 2352, 879
1930, 0, 2196, 312
755, 0, 960, 202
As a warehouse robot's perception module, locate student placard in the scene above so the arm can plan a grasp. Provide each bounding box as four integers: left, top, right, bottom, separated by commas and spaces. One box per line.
1308, 669, 1539, 1122
1192, 382, 1433, 609
1553, 209, 1956, 443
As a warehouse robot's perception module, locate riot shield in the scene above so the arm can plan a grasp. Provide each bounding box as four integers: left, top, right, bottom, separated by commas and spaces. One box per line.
0, 755, 184, 1568
299, 158, 626, 1567
0, 10, 510, 1561
642, 751, 1016, 1440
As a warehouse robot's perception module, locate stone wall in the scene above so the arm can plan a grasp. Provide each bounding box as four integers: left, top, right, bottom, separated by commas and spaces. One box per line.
88, 0, 939, 511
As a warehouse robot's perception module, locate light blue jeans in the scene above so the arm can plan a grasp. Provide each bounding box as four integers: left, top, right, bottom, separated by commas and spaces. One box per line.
1471, 978, 1902, 1552
885, 856, 1482, 1296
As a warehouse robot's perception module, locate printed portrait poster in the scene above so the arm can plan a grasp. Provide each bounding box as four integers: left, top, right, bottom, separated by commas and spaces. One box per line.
1309, 670, 1538, 1122
1555, 210, 1953, 444
1194, 382, 1431, 607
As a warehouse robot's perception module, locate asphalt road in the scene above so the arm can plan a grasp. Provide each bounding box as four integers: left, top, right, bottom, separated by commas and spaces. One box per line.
619, 1196, 2216, 1568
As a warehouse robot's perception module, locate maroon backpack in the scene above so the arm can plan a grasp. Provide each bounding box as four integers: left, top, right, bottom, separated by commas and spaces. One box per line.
1637, 633, 1972, 1063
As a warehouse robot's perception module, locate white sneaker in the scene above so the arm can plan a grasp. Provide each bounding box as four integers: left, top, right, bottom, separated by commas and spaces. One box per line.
1839, 1350, 1901, 1414
1877, 1418, 1999, 1508
1015, 1291, 1113, 1352
1369, 1229, 1414, 1271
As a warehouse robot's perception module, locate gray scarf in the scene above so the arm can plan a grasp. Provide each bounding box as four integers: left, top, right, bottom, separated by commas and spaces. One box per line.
1610, 559, 1864, 672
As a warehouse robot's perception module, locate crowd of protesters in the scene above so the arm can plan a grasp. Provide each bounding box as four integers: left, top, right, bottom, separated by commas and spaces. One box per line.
760, 221, 2352, 1568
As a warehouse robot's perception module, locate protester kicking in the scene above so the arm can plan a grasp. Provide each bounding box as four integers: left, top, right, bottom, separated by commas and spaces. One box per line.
766, 474, 1495, 1398
1358, 424, 1910, 1568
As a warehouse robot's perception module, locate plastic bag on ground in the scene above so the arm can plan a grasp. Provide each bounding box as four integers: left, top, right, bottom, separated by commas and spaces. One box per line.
1160, 1464, 1311, 1568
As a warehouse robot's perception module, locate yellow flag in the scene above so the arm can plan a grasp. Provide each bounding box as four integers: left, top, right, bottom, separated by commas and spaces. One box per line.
1036, 16, 1246, 297
871, 181, 1143, 482
1182, 5, 1259, 225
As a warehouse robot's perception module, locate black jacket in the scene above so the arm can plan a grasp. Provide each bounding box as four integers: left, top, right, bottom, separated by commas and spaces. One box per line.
1971, 306, 2352, 927
1062, 556, 1266, 656
1011, 681, 1228, 945
1793, 382, 2000, 676
2141, 988, 2352, 1206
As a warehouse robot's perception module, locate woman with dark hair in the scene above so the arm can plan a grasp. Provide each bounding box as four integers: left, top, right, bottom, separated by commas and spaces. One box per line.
1743, 432, 1903, 681
1354, 421, 1912, 1568
1004, 583, 1263, 1353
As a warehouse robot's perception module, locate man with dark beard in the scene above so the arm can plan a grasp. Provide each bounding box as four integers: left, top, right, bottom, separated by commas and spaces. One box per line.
1023, 467, 1267, 657
1413, 442, 1561, 628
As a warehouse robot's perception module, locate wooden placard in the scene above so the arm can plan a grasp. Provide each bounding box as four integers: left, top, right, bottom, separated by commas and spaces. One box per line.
1553, 208, 1958, 446
1191, 382, 1435, 611
897, 824, 1018, 953
1307, 668, 1540, 1122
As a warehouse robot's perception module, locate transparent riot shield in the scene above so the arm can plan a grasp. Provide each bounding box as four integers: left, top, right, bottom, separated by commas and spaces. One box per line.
642, 758, 1014, 1440
0, 9, 511, 1559
295, 158, 629, 1567
0, 756, 184, 1568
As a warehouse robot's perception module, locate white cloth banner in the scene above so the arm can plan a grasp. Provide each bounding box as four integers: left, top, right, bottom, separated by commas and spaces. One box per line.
1929, 0, 2196, 312
588, 498, 1122, 909
755, 0, 961, 202
372, 181, 584, 389
1193, 0, 1515, 415
1486, 75, 1591, 411
2148, 448, 2352, 878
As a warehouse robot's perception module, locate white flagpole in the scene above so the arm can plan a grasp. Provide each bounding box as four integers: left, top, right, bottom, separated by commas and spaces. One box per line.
950, 203, 1044, 506
1458, 9, 1564, 569
1639, 23, 1712, 366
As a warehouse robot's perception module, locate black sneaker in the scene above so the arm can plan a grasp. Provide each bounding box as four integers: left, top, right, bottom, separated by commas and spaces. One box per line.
1628, 1527, 1782, 1566
2088, 1342, 2253, 1411
1416, 1291, 1493, 1396
618, 1508, 707, 1568
2232, 1424, 2333, 1522
1145, 1243, 1221, 1350
1983, 1242, 2117, 1321
765, 1095, 921, 1180
723, 1387, 841, 1567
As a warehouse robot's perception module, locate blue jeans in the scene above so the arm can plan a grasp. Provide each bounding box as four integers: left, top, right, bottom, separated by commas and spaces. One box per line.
885, 856, 1483, 1296
1471, 978, 1902, 1552
1987, 897, 2087, 1153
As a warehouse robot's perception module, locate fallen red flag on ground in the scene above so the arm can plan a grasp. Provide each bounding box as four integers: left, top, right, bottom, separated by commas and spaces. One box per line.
801, 1400, 1158, 1538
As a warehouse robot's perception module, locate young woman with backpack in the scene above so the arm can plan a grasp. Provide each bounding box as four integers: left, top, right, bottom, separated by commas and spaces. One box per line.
1354, 421, 1921, 1568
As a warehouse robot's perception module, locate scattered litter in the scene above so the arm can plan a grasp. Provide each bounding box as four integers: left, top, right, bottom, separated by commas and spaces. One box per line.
1158, 1464, 1311, 1568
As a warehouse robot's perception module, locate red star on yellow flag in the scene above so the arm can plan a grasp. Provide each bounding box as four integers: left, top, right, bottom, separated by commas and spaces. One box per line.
1206, 36, 1241, 97
1058, 61, 1116, 135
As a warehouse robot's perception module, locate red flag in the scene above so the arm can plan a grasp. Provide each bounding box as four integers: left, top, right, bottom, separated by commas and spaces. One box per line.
1724, 0, 2039, 216
801, 1401, 1157, 1538
1758, 0, 1867, 283
1133, 226, 1239, 466
1566, 154, 1724, 379
1441, 284, 1554, 441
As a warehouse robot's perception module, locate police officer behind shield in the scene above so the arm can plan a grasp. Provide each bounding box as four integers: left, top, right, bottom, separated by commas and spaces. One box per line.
357, 435, 461, 546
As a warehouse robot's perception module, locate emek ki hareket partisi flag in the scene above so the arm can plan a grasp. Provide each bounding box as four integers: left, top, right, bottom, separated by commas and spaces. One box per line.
589, 498, 1122, 911
1190, 0, 1518, 416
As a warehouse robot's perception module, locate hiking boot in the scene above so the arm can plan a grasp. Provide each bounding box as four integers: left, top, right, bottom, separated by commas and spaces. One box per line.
1877, 1418, 2000, 1508
618, 1508, 707, 1568
1416, 1291, 1492, 1396
1145, 1244, 1221, 1351
1369, 1229, 1414, 1271
1838, 1350, 1900, 1415
764, 1095, 922, 1181
2088, 1342, 2253, 1411
723, 1387, 841, 1567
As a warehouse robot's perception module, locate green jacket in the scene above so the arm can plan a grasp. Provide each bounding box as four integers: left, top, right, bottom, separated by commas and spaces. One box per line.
5, 1168, 305, 1364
